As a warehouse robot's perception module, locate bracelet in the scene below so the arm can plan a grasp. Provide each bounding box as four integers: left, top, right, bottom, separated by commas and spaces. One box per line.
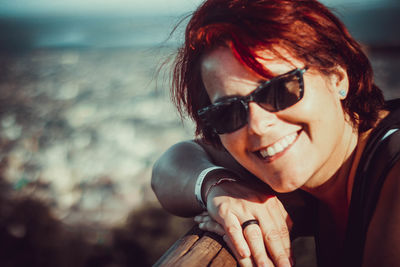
204, 177, 237, 205
195, 166, 226, 210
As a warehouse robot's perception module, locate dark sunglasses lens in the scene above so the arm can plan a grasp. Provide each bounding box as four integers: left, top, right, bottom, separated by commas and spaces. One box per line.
208, 101, 247, 134
256, 72, 302, 111
200, 69, 305, 134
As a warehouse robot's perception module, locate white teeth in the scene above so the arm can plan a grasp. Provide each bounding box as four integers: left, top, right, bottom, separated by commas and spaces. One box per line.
267, 147, 274, 156
285, 134, 295, 144
274, 143, 284, 153
281, 138, 288, 148
259, 132, 298, 158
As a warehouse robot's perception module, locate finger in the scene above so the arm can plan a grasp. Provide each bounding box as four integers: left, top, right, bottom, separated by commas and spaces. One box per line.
194, 215, 206, 223
258, 215, 291, 267
274, 198, 293, 259
194, 213, 210, 223
275, 197, 293, 231
223, 235, 256, 267
194, 216, 201, 223
220, 213, 251, 258
243, 223, 274, 267
196, 214, 220, 227
267, 198, 292, 258
198, 220, 225, 236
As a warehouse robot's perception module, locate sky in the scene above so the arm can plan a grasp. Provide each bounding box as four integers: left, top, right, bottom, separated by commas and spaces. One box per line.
0, 0, 398, 16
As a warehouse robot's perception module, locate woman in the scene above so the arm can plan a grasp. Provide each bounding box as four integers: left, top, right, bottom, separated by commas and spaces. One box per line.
151, 0, 400, 266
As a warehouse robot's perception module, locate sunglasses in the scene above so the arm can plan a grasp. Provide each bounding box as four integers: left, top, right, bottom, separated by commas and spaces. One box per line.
198, 67, 308, 134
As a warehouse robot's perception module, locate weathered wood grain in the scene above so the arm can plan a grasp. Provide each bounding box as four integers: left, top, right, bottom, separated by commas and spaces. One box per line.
209, 245, 237, 267
153, 227, 203, 266
154, 226, 237, 267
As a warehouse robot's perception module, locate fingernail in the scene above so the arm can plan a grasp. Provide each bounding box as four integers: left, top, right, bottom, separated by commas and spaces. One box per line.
194, 216, 200, 222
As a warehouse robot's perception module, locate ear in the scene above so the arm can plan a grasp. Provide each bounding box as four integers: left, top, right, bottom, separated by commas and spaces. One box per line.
330, 66, 349, 100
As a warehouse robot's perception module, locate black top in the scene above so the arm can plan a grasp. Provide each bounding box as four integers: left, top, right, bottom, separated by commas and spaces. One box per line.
343, 98, 400, 266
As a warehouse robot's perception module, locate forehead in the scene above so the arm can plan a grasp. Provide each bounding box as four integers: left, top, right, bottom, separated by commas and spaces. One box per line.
200, 47, 302, 102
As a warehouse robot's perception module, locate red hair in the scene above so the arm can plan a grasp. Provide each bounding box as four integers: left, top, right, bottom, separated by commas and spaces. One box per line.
171, 0, 384, 147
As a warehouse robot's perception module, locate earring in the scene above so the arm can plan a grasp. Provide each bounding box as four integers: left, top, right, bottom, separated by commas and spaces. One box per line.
339, 89, 347, 98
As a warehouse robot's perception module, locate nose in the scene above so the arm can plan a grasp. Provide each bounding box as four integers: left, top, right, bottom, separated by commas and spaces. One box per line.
247, 102, 276, 135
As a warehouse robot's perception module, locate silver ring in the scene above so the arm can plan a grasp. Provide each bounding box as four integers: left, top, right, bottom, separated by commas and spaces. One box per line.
241, 219, 259, 230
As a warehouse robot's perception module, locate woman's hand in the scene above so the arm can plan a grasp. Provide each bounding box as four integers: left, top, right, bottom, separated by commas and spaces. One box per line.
195, 212, 258, 266
198, 181, 293, 267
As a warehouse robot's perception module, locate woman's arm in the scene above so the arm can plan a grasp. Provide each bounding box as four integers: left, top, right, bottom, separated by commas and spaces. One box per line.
363, 160, 400, 266
151, 140, 256, 217
151, 140, 273, 217
152, 139, 311, 219
151, 140, 312, 267
151, 140, 215, 217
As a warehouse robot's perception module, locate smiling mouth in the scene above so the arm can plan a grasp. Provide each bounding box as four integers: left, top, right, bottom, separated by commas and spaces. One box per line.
256, 131, 300, 160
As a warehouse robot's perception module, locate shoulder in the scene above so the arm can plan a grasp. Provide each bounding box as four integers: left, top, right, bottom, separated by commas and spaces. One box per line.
363, 159, 400, 267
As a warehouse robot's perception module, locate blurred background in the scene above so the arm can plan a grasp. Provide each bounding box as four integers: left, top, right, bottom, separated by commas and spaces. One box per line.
0, 0, 399, 266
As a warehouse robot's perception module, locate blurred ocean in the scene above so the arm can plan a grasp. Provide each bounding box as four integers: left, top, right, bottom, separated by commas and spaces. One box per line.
0, 15, 183, 49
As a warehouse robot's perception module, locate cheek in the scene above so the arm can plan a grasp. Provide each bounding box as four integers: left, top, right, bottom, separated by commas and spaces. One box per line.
219, 130, 249, 161
287, 77, 343, 130
220, 131, 244, 151
280, 80, 347, 172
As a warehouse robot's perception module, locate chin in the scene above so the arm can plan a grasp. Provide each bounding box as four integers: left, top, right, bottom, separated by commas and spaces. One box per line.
260, 176, 303, 193
271, 183, 301, 193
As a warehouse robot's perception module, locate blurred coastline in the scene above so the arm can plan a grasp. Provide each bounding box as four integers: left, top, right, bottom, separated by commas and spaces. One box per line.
0, 4, 400, 267
0, 15, 183, 50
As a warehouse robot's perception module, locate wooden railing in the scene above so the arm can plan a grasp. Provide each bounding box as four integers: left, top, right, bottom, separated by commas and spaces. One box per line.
153, 226, 237, 266
154, 226, 318, 267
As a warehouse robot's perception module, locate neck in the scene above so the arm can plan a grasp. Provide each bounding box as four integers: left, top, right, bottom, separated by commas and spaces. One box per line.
311, 152, 355, 208
309, 110, 389, 211
303, 122, 359, 224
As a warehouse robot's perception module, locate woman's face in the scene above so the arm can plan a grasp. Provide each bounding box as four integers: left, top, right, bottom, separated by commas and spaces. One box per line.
200, 47, 353, 193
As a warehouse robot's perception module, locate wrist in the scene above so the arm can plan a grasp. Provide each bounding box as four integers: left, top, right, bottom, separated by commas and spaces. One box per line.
195, 166, 227, 210
201, 169, 238, 207
204, 177, 237, 205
